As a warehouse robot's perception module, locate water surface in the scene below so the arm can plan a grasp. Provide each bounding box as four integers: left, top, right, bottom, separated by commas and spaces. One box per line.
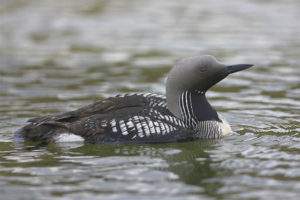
1, 0, 300, 199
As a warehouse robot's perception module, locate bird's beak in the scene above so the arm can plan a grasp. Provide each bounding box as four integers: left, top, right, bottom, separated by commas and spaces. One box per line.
220, 64, 253, 76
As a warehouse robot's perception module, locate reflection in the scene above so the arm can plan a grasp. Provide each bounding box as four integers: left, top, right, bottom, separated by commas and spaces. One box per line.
159, 140, 225, 198
65, 139, 227, 198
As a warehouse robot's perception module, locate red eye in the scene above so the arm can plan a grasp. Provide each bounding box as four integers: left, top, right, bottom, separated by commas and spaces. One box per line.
199, 67, 207, 72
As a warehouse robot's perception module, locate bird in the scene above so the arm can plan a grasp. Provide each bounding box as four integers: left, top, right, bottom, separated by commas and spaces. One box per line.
16, 55, 253, 144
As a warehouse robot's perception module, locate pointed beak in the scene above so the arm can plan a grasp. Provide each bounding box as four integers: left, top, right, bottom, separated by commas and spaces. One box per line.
220, 64, 253, 76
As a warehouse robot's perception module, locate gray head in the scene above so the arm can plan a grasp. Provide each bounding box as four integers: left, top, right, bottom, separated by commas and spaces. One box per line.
166, 55, 253, 119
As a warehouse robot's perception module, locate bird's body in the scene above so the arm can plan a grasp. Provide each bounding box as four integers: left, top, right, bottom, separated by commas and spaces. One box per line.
19, 92, 231, 144
16, 55, 252, 144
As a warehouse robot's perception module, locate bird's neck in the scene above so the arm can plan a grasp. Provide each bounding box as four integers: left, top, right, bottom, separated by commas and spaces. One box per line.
191, 91, 220, 122
178, 91, 220, 127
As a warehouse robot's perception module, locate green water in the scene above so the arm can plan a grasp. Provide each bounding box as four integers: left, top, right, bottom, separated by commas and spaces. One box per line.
1, 0, 300, 199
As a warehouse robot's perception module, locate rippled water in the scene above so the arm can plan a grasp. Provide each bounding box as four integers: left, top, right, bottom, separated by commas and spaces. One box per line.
1, 0, 300, 199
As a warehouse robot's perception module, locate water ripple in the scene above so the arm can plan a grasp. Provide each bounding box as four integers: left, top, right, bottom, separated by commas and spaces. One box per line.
1, 0, 300, 199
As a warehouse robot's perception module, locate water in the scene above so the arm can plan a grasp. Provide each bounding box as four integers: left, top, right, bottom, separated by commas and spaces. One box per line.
1, 0, 300, 199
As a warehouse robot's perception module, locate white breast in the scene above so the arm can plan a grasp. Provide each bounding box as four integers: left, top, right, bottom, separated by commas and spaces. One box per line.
218, 114, 232, 136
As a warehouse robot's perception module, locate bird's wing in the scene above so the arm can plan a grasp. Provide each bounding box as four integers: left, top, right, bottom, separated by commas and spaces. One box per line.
19, 94, 168, 142
27, 94, 148, 125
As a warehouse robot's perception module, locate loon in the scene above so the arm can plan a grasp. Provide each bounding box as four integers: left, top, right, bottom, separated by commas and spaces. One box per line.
16, 55, 253, 144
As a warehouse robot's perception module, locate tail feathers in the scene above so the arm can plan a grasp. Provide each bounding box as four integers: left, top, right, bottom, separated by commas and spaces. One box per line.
17, 121, 70, 142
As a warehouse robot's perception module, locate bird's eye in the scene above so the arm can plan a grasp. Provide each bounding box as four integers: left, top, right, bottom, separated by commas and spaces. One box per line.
199, 67, 207, 72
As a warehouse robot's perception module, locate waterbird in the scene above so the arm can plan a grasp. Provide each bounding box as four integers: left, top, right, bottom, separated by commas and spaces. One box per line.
16, 55, 253, 144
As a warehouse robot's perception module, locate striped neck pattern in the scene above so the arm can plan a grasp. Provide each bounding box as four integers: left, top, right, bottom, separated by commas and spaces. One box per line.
195, 121, 222, 139
179, 90, 223, 138
179, 90, 200, 129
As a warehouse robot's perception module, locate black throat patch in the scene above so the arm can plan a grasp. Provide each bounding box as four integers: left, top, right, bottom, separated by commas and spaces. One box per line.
190, 91, 221, 122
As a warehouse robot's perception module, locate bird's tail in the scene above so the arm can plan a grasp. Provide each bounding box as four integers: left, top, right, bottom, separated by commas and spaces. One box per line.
15, 121, 70, 142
